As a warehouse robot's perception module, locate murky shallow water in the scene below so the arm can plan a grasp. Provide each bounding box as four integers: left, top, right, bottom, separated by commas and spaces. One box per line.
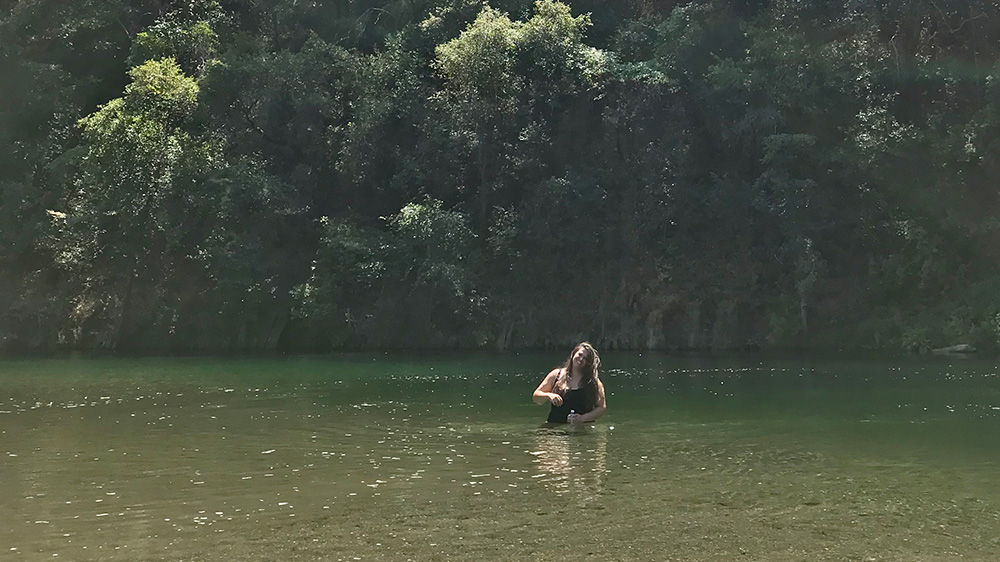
2, 354, 1000, 561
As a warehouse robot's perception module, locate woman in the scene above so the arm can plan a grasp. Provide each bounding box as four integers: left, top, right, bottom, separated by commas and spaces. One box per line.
533, 342, 607, 424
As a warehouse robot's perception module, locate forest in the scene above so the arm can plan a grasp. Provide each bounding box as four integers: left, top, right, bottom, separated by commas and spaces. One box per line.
2, 0, 1000, 353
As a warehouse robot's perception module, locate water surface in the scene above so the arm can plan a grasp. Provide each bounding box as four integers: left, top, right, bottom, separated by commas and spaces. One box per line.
2, 354, 1000, 561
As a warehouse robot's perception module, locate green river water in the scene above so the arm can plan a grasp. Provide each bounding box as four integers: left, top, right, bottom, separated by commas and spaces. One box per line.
2, 354, 999, 561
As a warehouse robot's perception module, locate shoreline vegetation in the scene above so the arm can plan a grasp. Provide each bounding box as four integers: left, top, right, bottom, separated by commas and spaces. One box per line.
4, 1, 1000, 354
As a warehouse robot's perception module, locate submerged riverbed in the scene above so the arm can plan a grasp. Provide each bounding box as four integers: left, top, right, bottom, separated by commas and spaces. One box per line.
2, 354, 1000, 561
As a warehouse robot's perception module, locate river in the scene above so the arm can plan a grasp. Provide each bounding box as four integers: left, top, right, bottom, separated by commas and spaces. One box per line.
2, 354, 999, 560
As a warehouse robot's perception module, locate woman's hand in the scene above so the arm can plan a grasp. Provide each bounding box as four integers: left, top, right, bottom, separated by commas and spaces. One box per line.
548, 392, 563, 406
567, 413, 584, 425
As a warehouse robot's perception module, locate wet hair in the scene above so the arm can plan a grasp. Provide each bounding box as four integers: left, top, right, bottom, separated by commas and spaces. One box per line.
553, 342, 601, 411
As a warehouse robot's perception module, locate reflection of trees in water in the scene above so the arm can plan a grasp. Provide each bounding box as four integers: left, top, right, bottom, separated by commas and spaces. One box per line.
529, 426, 607, 503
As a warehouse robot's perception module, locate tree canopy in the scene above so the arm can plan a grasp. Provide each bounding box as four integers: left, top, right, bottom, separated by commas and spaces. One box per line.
3, 0, 1000, 353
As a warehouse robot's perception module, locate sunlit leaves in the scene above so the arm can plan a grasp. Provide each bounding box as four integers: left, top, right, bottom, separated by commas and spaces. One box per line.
434, 0, 604, 104
435, 6, 520, 101
74, 59, 203, 216
123, 58, 200, 122
55, 57, 220, 346
129, 20, 219, 74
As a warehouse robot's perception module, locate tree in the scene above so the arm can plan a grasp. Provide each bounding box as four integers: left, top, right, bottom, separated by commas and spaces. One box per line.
296, 199, 482, 348
54, 58, 210, 348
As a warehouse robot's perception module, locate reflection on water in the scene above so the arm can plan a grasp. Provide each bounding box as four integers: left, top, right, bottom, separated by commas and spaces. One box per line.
529, 426, 607, 503
2, 355, 1000, 561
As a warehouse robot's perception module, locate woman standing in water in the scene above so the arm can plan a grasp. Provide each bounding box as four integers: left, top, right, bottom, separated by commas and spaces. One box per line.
533, 342, 607, 424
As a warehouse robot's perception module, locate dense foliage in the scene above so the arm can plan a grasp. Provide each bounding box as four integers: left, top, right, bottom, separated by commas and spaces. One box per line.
3, 0, 1000, 352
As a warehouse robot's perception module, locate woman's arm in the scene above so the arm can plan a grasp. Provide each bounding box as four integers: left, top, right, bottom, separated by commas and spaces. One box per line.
532, 369, 563, 406
571, 378, 606, 423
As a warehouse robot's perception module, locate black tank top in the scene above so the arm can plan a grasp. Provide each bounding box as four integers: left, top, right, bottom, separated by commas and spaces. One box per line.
547, 387, 592, 423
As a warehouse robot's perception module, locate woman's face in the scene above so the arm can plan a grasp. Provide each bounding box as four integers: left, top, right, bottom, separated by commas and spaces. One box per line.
572, 346, 589, 368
